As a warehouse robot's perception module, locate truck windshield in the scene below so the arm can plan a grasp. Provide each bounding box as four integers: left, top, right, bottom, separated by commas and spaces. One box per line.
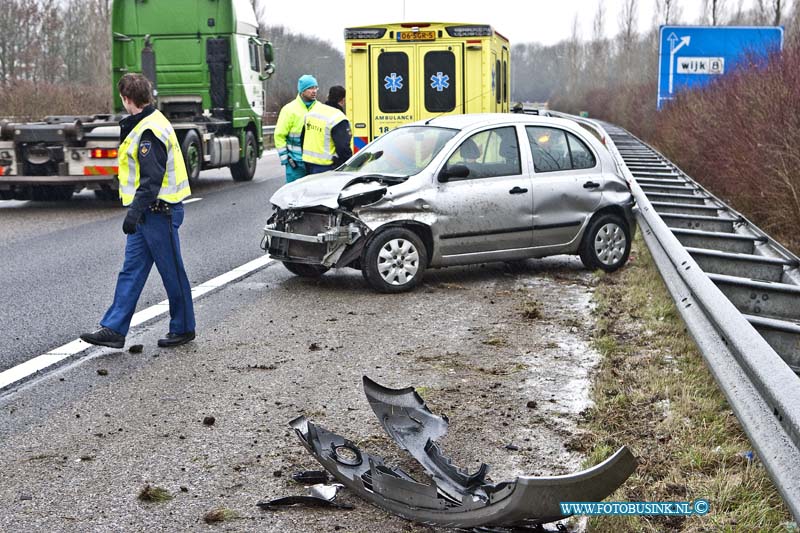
341, 126, 458, 177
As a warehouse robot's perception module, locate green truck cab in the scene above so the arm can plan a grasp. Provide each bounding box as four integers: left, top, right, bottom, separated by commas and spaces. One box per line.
112, 0, 275, 182
0, 0, 274, 201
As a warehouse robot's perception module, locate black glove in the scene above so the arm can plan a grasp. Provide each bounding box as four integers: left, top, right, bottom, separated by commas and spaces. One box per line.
287, 158, 297, 169
122, 209, 142, 235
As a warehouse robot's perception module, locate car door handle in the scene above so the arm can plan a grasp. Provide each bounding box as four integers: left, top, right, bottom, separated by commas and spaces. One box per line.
583, 181, 600, 189
509, 186, 528, 194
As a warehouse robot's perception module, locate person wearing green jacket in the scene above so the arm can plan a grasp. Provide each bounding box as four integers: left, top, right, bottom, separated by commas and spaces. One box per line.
274, 75, 318, 182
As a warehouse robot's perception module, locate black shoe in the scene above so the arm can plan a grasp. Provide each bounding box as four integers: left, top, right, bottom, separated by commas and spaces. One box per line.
157, 331, 196, 348
80, 327, 125, 349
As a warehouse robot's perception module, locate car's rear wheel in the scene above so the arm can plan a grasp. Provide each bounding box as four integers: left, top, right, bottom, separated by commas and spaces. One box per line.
362, 228, 427, 293
579, 213, 631, 272
283, 261, 329, 278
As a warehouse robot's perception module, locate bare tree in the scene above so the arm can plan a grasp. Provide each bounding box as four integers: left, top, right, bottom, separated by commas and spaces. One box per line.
589, 4, 609, 89
262, 25, 345, 113
654, 0, 683, 25
36, 0, 65, 83
617, 0, 638, 83
0, 0, 25, 82
619, 0, 638, 48
565, 14, 582, 96
702, 0, 729, 25
89, 0, 112, 84
755, 0, 786, 24
789, 1, 800, 43
772, 0, 785, 25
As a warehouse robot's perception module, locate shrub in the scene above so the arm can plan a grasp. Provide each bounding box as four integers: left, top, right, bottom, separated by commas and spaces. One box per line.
0, 80, 110, 120
572, 45, 800, 256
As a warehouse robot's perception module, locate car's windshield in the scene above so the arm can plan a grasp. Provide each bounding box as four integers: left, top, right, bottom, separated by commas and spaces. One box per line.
340, 126, 458, 177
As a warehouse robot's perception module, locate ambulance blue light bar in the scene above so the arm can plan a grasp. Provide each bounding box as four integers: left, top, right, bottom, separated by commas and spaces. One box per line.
345, 28, 387, 40
446, 25, 492, 37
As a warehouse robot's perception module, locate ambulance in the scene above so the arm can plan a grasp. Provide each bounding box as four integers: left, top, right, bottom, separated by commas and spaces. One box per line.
344, 22, 510, 151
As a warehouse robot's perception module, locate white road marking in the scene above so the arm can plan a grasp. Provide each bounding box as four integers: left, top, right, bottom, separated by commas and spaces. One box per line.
0, 254, 275, 391
183, 197, 203, 204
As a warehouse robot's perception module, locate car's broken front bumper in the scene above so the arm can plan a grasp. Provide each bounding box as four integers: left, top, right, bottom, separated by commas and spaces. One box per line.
290, 376, 638, 528
263, 209, 368, 267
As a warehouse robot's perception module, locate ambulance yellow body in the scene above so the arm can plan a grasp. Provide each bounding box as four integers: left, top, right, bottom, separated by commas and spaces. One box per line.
344, 22, 510, 151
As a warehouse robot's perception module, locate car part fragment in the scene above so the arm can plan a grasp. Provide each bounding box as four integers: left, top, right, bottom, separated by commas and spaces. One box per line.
289, 377, 637, 528
292, 470, 331, 485
257, 483, 353, 510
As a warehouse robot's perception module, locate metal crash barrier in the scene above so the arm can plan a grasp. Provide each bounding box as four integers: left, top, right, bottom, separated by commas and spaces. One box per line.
601, 122, 800, 521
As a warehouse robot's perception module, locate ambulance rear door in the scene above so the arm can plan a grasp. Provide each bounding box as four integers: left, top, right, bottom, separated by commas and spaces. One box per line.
369, 42, 463, 139
416, 43, 463, 122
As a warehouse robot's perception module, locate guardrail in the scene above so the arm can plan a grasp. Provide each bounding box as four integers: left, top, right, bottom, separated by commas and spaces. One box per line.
262, 125, 275, 149
601, 123, 800, 520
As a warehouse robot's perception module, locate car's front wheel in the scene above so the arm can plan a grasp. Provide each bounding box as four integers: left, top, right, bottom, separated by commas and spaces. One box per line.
362, 228, 427, 293
579, 213, 631, 272
283, 261, 329, 278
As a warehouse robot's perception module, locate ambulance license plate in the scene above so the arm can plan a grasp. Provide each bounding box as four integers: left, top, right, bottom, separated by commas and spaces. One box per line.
397, 31, 435, 42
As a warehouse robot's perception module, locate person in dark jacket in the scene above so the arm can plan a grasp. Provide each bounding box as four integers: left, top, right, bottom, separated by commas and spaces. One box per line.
300, 85, 352, 174
80, 73, 196, 349
325, 85, 346, 112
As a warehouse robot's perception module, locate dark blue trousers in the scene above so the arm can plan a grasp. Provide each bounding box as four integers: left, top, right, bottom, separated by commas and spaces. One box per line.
305, 162, 334, 175
101, 203, 195, 336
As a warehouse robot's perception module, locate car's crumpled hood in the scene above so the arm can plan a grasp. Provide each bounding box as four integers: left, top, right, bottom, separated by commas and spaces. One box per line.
270, 171, 388, 209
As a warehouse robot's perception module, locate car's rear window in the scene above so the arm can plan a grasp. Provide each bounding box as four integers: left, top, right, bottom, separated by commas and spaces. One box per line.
526, 126, 597, 173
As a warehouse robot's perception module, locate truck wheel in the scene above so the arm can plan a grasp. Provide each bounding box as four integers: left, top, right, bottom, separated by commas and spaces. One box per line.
283, 261, 329, 278
362, 227, 427, 293
181, 130, 202, 185
230, 130, 257, 182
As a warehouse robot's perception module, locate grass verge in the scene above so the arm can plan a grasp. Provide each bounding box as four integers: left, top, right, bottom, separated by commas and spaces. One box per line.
581, 234, 793, 532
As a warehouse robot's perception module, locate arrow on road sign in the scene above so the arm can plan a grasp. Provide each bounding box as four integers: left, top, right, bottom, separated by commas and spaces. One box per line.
668, 33, 691, 94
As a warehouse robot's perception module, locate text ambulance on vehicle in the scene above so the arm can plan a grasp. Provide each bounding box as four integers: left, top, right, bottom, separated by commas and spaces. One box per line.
344, 22, 510, 151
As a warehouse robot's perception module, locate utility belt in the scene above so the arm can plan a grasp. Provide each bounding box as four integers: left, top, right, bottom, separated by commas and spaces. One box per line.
148, 199, 174, 214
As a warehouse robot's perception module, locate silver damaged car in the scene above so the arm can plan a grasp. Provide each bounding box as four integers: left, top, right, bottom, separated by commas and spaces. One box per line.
263, 114, 636, 293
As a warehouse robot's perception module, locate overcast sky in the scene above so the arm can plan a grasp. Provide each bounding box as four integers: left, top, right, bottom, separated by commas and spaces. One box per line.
259, 0, 780, 52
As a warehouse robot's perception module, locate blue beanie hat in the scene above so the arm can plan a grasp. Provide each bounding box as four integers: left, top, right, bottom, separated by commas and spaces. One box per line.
297, 74, 318, 94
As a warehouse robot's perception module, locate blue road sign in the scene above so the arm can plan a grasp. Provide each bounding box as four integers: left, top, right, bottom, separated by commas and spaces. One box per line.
657, 26, 784, 109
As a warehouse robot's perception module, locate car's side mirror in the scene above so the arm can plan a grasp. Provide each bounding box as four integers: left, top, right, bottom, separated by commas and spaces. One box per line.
439, 164, 469, 182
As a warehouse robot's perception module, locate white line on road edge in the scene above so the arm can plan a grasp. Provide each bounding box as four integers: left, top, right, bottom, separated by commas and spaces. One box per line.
0, 254, 275, 391
183, 197, 203, 204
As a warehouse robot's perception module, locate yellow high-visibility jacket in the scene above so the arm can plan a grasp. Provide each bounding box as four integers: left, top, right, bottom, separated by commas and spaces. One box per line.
301, 103, 347, 166
275, 95, 316, 166
118, 109, 190, 206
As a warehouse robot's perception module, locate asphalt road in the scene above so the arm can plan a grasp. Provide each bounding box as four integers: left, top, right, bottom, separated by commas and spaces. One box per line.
0, 150, 285, 373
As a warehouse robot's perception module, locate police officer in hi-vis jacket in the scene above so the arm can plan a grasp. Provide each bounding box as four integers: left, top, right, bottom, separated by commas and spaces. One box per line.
81, 73, 196, 349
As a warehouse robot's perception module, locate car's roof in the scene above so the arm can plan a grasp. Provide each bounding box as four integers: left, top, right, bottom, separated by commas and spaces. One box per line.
404, 113, 583, 131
